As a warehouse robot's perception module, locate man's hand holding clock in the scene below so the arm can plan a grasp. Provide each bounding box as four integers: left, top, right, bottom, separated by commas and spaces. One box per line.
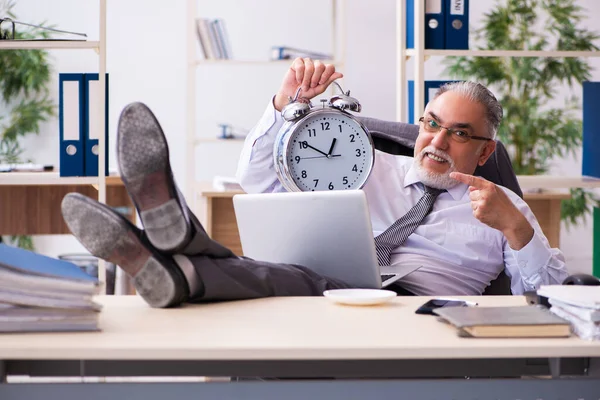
274, 57, 343, 112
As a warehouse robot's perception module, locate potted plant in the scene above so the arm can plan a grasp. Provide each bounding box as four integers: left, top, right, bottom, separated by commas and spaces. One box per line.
0, 0, 55, 249
444, 0, 600, 226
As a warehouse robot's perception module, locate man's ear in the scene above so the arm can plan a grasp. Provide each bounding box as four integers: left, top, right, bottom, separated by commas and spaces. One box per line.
477, 140, 496, 166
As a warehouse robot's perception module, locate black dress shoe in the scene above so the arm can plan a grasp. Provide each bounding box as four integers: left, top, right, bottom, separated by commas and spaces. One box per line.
116, 102, 234, 258
61, 193, 190, 308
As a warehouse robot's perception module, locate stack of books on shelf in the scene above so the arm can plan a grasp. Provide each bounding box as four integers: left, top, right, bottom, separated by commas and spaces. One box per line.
538, 285, 600, 341
195, 18, 232, 60
0, 244, 101, 333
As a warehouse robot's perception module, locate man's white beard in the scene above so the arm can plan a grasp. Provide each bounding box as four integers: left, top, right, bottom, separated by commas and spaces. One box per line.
413, 146, 458, 189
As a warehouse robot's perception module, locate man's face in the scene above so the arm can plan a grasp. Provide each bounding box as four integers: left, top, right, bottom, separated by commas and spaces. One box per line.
413, 91, 496, 189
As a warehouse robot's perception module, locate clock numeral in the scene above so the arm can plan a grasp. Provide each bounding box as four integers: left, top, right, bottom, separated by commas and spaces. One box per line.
338, 125, 342, 133
301, 170, 307, 179
300, 141, 308, 149
328, 182, 334, 190
313, 179, 319, 188
352, 164, 358, 172
308, 129, 317, 137
349, 134, 355, 142
320, 122, 330, 131
294, 156, 301, 164
355, 149, 362, 157
342, 176, 348, 185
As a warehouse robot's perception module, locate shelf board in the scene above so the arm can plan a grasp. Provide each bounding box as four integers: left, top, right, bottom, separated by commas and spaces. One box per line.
0, 172, 120, 186
517, 175, 600, 190
194, 59, 342, 66
0, 41, 100, 50
405, 49, 600, 58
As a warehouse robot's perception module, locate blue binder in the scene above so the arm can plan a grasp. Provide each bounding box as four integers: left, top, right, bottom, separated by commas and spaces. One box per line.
406, 0, 414, 49
425, 0, 445, 49
59, 73, 85, 177
445, 0, 469, 49
406, 0, 445, 49
84, 73, 109, 177
583, 81, 600, 178
407, 80, 455, 124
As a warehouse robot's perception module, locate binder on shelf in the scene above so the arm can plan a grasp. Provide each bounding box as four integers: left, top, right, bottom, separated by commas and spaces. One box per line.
59, 73, 85, 177
425, 0, 445, 49
406, 0, 414, 49
583, 82, 600, 179
84, 73, 109, 177
444, 0, 469, 50
407, 80, 456, 124
406, 0, 445, 49
212, 19, 232, 59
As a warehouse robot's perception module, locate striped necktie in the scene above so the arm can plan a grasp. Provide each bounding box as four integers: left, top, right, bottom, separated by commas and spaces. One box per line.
374, 185, 444, 266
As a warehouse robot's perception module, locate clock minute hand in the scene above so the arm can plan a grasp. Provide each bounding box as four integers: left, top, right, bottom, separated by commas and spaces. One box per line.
304, 142, 328, 157
300, 154, 342, 160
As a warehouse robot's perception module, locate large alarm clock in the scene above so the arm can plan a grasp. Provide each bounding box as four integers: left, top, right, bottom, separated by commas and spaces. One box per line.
273, 82, 375, 192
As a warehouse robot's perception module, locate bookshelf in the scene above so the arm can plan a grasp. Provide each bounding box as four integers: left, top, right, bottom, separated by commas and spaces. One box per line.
185, 0, 344, 203
396, 0, 600, 251
395, 0, 600, 122
0, 0, 108, 292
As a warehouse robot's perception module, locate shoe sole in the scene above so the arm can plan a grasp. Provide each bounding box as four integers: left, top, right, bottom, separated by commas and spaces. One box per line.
117, 102, 191, 253
61, 193, 183, 308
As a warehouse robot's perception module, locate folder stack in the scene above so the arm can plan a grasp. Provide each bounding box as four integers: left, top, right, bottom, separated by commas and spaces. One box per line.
538, 285, 600, 341
0, 244, 101, 333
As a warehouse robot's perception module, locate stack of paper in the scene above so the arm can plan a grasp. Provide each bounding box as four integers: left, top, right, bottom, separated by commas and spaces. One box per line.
212, 176, 243, 192
538, 285, 600, 341
0, 244, 101, 333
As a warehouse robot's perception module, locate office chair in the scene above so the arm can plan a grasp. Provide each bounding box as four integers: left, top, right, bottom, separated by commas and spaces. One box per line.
358, 116, 519, 295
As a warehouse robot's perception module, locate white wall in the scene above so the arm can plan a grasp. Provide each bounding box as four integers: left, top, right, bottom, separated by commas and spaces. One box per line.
11, 0, 600, 275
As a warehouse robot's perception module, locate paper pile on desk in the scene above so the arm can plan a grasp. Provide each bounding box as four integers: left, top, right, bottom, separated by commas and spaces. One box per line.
0, 244, 101, 333
538, 285, 600, 341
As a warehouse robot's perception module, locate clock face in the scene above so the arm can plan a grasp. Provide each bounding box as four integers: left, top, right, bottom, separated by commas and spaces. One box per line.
284, 110, 374, 191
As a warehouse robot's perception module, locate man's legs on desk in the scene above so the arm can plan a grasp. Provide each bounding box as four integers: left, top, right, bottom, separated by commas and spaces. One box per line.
62, 102, 350, 308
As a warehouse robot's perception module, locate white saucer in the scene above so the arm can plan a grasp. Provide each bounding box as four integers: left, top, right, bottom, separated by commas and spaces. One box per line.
323, 289, 397, 306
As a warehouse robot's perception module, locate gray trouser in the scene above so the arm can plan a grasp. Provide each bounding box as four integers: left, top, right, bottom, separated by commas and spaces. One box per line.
180, 211, 352, 302
186, 255, 352, 302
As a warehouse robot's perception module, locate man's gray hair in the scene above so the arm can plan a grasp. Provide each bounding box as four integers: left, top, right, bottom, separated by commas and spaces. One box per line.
434, 81, 503, 139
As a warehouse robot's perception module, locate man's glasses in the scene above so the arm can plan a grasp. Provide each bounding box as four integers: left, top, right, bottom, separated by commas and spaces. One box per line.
418, 117, 492, 144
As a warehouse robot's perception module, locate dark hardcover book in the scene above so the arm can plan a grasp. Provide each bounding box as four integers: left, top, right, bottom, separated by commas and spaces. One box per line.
434, 305, 571, 338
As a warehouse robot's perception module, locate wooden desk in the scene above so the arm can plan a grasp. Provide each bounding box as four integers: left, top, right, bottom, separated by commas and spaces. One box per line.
0, 173, 134, 235
195, 185, 569, 255
1, 295, 599, 399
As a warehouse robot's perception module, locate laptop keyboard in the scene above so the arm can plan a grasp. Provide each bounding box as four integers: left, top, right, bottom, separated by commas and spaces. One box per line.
381, 274, 396, 282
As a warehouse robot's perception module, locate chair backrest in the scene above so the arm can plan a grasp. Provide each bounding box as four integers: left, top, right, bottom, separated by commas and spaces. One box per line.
358, 116, 521, 295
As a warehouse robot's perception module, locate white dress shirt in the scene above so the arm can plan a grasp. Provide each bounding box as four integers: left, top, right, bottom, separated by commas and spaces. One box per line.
236, 100, 569, 295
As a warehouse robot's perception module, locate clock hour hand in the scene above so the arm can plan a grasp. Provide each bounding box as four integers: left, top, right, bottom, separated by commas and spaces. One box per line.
303, 142, 329, 157
327, 138, 337, 158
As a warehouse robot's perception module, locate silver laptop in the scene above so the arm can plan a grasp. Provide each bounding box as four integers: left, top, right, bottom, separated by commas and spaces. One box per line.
233, 190, 419, 288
